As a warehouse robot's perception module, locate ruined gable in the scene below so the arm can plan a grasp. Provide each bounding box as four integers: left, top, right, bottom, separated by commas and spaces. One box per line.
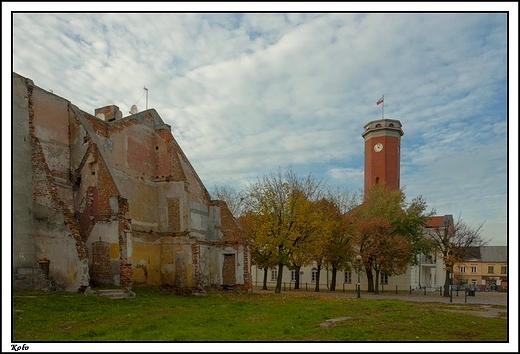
13, 72, 252, 293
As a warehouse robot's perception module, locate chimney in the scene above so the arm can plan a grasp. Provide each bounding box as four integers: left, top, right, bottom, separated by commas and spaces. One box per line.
94, 105, 122, 122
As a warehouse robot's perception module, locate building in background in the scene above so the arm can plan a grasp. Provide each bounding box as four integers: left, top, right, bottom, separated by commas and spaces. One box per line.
251, 118, 458, 292
453, 246, 507, 292
12, 72, 252, 293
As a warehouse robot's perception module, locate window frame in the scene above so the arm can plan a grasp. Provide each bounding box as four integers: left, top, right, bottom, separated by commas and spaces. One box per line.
311, 268, 318, 282
344, 271, 352, 283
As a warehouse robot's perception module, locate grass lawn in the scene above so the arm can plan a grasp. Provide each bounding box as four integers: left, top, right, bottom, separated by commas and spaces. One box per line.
12, 287, 507, 342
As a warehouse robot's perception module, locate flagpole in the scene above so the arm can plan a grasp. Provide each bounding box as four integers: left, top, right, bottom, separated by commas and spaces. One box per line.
382, 94, 384, 119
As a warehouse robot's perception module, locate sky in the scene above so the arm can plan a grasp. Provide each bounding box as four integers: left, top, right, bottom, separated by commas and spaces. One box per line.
3, 3, 518, 353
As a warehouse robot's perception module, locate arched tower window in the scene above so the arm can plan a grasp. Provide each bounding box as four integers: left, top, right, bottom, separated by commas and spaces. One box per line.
375, 123, 382, 128
375, 177, 379, 184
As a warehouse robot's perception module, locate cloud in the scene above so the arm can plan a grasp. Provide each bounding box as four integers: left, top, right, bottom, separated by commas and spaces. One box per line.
9, 12, 511, 246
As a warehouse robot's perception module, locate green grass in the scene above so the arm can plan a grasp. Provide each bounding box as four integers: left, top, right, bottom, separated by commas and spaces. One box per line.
11, 287, 507, 342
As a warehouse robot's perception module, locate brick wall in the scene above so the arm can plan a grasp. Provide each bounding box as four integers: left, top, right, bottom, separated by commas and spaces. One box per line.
91, 240, 111, 285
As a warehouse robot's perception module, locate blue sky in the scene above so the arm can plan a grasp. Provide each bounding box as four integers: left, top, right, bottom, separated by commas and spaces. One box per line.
3, 3, 518, 353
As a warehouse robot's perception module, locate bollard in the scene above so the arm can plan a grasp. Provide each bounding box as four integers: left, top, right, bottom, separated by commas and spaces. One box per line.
410, 285, 412, 294
440, 286, 443, 296
343, 283, 345, 292
289, 282, 292, 290
284, 283, 286, 291
465, 288, 467, 303
306, 282, 308, 291
424, 286, 426, 295
450, 287, 452, 303
396, 285, 398, 294
456, 288, 458, 297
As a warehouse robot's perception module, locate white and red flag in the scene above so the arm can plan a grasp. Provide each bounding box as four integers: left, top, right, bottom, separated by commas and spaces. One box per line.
376, 96, 384, 105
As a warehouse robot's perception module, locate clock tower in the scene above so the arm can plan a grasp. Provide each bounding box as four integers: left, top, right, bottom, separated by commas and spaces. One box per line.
361, 119, 404, 195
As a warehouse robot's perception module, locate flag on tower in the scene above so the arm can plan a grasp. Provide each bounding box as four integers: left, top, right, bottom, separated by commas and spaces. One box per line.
376, 96, 384, 105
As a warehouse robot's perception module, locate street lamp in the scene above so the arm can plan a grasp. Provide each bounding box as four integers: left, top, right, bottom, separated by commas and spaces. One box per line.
356, 254, 362, 298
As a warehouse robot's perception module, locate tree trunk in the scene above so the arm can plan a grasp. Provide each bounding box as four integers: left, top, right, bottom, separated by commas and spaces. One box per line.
294, 265, 301, 290
366, 266, 374, 292
330, 266, 337, 291
262, 268, 268, 290
443, 269, 451, 297
374, 269, 380, 294
314, 265, 321, 292
275, 262, 284, 293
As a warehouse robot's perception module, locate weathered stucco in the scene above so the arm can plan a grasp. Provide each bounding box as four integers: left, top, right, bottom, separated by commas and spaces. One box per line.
12, 72, 252, 293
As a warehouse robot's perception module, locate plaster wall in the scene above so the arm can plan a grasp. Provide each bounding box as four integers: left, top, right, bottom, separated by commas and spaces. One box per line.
13, 74, 36, 270
32, 203, 87, 291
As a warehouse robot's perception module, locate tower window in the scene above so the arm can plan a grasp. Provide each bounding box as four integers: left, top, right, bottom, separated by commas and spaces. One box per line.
375, 123, 382, 128
375, 177, 379, 184
389, 123, 394, 127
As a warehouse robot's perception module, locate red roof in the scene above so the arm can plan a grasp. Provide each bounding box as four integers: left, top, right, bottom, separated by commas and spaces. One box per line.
425, 216, 445, 227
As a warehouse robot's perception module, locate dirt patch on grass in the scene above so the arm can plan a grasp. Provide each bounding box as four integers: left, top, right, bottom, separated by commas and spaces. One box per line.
319, 316, 352, 327
441, 305, 506, 318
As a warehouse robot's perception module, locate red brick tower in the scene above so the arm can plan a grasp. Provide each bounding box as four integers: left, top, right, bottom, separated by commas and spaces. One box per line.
361, 119, 404, 195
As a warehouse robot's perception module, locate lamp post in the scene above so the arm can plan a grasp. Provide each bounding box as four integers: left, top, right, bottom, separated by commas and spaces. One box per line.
356, 255, 362, 298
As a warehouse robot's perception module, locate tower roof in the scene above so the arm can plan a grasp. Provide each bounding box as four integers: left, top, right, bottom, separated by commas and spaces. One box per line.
362, 118, 404, 139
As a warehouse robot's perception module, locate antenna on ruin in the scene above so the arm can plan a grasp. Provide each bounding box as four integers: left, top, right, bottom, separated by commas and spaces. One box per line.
130, 104, 138, 115
143, 86, 149, 110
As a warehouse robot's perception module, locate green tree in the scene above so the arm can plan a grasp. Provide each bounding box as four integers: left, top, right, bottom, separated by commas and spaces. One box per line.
352, 183, 432, 293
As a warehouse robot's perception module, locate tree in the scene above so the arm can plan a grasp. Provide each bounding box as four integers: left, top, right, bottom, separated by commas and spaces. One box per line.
211, 183, 247, 218
427, 214, 488, 297
244, 166, 322, 293
351, 183, 432, 293
322, 188, 360, 291
239, 212, 277, 290
355, 217, 412, 294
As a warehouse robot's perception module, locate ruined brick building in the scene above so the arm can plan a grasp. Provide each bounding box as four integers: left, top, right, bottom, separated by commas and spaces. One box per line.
12, 72, 252, 293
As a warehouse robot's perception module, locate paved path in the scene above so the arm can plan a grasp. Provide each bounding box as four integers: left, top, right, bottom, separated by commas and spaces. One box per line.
252, 288, 508, 306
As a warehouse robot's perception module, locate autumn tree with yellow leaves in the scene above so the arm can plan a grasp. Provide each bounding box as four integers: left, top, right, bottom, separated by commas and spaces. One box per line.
243, 166, 323, 293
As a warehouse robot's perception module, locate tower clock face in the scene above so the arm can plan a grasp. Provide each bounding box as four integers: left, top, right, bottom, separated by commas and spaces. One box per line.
374, 143, 383, 152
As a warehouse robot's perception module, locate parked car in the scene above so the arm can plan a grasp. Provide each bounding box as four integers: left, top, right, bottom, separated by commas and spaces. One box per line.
451, 285, 460, 291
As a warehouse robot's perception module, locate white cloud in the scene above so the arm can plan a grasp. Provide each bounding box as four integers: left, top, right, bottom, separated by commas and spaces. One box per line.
8, 11, 513, 246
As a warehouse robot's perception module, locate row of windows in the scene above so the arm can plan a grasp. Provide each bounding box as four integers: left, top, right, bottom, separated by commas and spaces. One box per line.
271, 269, 389, 284
459, 266, 507, 274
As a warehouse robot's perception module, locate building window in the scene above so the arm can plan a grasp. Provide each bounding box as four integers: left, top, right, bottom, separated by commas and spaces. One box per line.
459, 266, 466, 273
290, 270, 297, 282
501, 266, 507, 274
470, 266, 477, 274
381, 273, 389, 285
271, 269, 278, 281
487, 266, 494, 274
344, 271, 352, 283
311, 268, 318, 282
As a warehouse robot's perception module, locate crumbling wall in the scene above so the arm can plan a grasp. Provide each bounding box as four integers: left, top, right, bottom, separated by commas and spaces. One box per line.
12, 75, 89, 291
12, 73, 36, 271
13, 72, 252, 293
